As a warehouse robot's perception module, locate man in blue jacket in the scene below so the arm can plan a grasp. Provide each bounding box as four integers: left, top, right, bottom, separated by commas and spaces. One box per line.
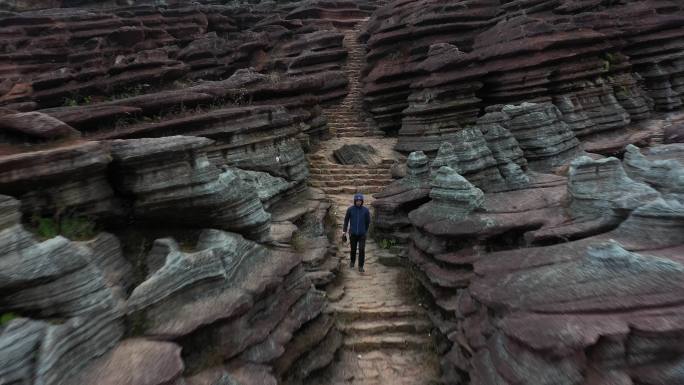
343, 193, 371, 272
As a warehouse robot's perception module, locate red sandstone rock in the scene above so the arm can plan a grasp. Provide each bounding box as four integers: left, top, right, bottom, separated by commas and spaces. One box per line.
0, 111, 79, 140
74, 339, 184, 385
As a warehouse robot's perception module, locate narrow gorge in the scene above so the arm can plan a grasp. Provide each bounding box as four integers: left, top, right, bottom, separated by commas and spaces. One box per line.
1, 1, 683, 385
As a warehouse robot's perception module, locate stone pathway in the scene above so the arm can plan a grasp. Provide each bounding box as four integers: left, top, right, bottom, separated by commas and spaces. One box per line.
304, 193, 439, 385
305, 20, 440, 385
322, 20, 383, 138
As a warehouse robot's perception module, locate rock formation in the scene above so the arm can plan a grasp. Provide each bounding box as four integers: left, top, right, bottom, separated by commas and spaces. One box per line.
390, 143, 684, 384
363, 0, 684, 155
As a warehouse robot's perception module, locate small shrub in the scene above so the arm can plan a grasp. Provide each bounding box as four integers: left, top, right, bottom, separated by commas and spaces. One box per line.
379, 238, 397, 250
30, 214, 98, 241
0, 312, 18, 326
62, 95, 94, 107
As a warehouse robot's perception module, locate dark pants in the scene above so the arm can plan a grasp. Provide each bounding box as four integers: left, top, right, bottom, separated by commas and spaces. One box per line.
350, 234, 366, 268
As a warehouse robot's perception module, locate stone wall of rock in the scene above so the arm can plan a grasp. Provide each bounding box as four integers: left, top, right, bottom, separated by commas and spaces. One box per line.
0, 191, 340, 385
387, 145, 684, 384
363, 0, 684, 154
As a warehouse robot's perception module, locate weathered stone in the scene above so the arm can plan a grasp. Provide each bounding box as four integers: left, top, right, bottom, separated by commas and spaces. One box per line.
373, 151, 432, 243
333, 144, 378, 165
110, 136, 271, 241
0, 141, 117, 217
0, 111, 79, 140
503, 102, 584, 171
127, 229, 298, 339
568, 156, 660, 220
73, 339, 184, 385
623, 144, 684, 197
409, 166, 485, 226
0, 195, 126, 385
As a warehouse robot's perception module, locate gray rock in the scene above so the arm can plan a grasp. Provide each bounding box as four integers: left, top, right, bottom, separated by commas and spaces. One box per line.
110, 136, 271, 241
431, 142, 461, 175
0, 318, 47, 385
623, 144, 684, 197
610, 73, 653, 121
503, 102, 583, 171
612, 198, 684, 249
409, 166, 485, 224
372, 151, 432, 243
0, 195, 128, 385
0, 141, 117, 217
573, 81, 631, 135
235, 168, 292, 209
407, 151, 430, 180
127, 229, 296, 338
333, 144, 378, 165
555, 95, 598, 137
568, 156, 661, 220
477, 112, 530, 190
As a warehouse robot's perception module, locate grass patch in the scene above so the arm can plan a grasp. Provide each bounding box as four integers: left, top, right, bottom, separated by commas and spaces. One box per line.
62, 95, 93, 107
30, 214, 98, 241
0, 312, 18, 326
379, 238, 397, 250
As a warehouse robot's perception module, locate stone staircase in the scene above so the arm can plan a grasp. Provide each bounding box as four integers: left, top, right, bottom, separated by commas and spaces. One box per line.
308, 152, 394, 195
304, 19, 439, 385
323, 20, 383, 139
306, 193, 438, 385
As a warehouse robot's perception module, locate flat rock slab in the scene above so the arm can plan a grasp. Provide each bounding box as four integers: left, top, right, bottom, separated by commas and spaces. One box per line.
74, 339, 183, 385
334, 143, 379, 165
0, 111, 80, 140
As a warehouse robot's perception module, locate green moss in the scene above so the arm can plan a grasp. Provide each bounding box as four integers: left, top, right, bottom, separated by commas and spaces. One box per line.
379, 238, 397, 250
0, 312, 18, 326
30, 214, 98, 241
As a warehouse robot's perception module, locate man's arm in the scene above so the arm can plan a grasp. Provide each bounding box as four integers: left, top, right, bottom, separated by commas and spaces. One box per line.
343, 207, 351, 233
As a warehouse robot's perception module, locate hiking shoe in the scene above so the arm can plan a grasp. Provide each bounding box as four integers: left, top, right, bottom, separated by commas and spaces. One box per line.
350, 262, 355, 269
359, 267, 365, 273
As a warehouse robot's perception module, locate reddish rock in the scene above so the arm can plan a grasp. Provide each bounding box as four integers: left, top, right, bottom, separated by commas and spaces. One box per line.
0, 111, 79, 140
74, 339, 184, 385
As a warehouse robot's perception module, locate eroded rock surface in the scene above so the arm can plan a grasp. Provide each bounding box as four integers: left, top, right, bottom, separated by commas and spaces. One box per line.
386, 144, 684, 384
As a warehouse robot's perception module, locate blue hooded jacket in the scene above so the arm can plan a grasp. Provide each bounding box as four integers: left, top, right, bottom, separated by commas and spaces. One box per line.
343, 193, 371, 236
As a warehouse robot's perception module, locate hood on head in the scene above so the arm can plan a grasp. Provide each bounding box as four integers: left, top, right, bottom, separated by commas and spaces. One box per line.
353, 193, 364, 204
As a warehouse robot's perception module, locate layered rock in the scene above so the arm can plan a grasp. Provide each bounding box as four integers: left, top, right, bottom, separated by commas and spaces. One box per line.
568, 156, 660, 220
0, 194, 128, 385
394, 143, 684, 383
128, 228, 334, 384
333, 144, 379, 165
0, 111, 80, 142
502, 102, 583, 171
624, 144, 684, 197
110, 136, 271, 241
363, 1, 684, 153
0, 141, 118, 217
372, 151, 431, 243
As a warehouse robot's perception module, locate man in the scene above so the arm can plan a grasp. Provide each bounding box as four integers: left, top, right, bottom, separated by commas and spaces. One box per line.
343, 193, 371, 272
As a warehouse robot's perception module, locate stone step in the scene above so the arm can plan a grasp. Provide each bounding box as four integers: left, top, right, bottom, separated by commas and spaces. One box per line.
331, 305, 424, 321
308, 167, 392, 175
343, 333, 432, 352
311, 174, 392, 182
316, 185, 386, 194
309, 179, 391, 188
338, 318, 432, 336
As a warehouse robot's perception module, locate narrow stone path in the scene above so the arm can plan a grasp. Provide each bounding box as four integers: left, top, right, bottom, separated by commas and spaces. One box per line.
305, 193, 439, 385
305, 21, 440, 385
322, 20, 383, 138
